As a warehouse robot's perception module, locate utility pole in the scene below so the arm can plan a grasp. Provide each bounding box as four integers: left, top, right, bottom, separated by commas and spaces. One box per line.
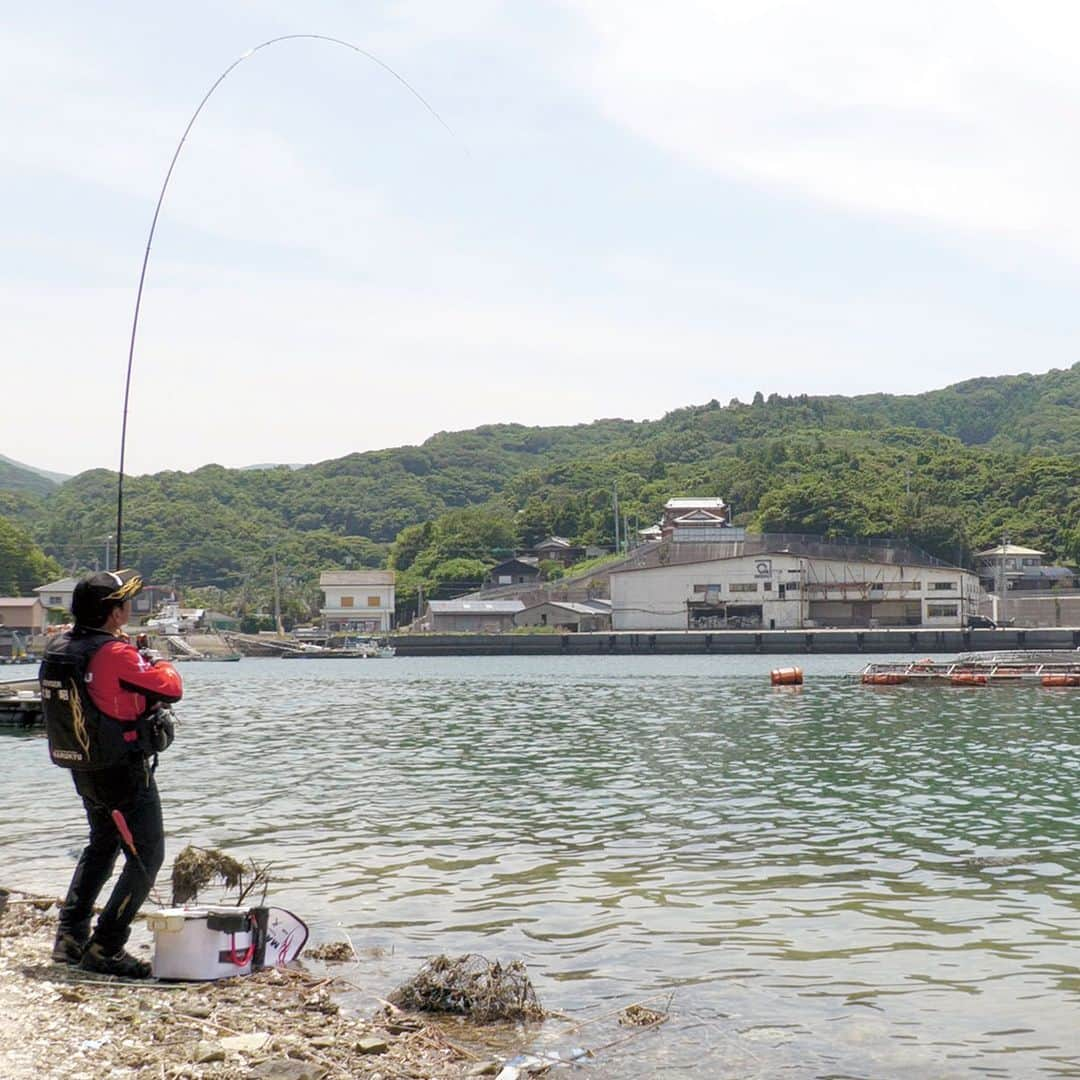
417, 583, 424, 628
272, 548, 284, 636
104, 534, 114, 571
996, 533, 1009, 625
612, 484, 621, 554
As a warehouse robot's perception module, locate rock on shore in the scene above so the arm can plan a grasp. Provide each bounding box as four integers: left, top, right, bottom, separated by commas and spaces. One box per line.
0, 893, 492, 1079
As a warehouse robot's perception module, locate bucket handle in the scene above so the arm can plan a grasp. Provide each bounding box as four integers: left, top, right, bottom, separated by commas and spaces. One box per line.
230, 932, 255, 967
226, 915, 253, 967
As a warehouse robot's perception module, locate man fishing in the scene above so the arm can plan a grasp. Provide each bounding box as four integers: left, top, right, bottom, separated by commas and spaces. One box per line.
39, 570, 183, 978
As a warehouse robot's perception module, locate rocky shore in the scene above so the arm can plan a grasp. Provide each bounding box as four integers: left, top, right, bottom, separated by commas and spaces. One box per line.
0, 891, 500, 1079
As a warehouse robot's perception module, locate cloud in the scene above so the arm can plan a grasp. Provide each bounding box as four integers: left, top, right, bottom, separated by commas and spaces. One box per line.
6, 256, 1030, 476
0, 23, 462, 274
566, 1, 1080, 251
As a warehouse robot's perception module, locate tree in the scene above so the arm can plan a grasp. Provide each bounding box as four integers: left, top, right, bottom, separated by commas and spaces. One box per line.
0, 515, 62, 594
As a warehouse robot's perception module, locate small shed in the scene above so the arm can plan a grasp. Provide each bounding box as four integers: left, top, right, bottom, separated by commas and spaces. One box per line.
0, 597, 47, 634
427, 599, 524, 633
515, 600, 612, 632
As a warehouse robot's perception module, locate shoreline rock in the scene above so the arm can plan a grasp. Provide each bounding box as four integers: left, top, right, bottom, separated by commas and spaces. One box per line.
0, 892, 494, 1079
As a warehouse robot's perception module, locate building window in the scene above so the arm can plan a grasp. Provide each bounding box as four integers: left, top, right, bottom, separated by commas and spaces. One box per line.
729, 582, 758, 593
927, 603, 959, 617
930, 582, 955, 591
49, 596, 62, 607
367, 595, 380, 607
340, 596, 354, 608
785, 582, 798, 592
763, 581, 772, 591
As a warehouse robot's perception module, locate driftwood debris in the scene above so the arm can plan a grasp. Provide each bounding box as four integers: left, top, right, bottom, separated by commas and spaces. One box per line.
170, 844, 272, 905
389, 953, 546, 1022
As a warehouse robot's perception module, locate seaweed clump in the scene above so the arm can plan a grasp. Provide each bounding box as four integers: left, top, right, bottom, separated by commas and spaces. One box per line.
170, 845, 270, 905
619, 1002, 669, 1027
389, 953, 545, 1022
305, 941, 355, 963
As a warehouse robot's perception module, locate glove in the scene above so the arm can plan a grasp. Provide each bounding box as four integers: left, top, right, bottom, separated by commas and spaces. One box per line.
145, 706, 175, 753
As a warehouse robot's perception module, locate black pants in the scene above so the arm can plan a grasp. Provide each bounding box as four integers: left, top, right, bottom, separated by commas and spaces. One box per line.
59, 759, 165, 952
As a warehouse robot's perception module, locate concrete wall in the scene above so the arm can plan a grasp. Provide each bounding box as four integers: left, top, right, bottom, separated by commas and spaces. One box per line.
393, 626, 1080, 655
993, 592, 1080, 628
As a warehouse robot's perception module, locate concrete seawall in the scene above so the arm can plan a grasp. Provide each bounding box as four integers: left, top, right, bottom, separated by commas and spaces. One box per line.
393, 627, 1080, 657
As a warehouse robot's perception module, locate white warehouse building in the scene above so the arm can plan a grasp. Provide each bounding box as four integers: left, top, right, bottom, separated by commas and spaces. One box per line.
610, 548, 981, 631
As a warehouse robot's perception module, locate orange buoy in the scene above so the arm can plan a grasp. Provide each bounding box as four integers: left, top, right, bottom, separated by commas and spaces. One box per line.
1042, 673, 1080, 687
951, 672, 988, 686
861, 672, 908, 685
771, 667, 803, 686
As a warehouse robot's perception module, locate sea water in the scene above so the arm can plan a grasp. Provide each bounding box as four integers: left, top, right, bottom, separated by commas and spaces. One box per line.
2, 654, 1078, 1077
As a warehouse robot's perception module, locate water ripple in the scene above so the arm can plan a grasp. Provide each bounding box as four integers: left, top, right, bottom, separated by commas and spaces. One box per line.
2, 654, 1077, 1077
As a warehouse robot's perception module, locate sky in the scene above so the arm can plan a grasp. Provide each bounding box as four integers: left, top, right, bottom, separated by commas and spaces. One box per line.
4, 1, 1080, 477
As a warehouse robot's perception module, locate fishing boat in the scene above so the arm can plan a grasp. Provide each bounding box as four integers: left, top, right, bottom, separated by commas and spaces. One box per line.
860, 650, 1080, 687
280, 637, 395, 659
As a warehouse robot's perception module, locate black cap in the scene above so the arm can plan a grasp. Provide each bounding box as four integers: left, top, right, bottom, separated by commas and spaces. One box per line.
71, 569, 143, 626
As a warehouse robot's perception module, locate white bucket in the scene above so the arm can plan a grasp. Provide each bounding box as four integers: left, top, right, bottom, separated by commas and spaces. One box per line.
146, 906, 255, 981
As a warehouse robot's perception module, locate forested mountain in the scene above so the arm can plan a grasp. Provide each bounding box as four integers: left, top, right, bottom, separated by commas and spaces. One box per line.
0, 455, 64, 497
2, 363, 1077, 615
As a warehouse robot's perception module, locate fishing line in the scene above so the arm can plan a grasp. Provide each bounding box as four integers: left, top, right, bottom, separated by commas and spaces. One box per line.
114, 34, 459, 567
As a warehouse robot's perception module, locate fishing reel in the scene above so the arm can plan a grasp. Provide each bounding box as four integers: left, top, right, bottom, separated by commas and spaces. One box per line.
143, 704, 176, 753
135, 632, 164, 665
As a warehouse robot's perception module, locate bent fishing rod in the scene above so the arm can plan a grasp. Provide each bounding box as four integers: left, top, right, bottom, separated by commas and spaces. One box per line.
113, 34, 456, 568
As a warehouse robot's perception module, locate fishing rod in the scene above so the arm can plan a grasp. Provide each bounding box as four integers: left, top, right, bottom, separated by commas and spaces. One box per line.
113, 34, 457, 568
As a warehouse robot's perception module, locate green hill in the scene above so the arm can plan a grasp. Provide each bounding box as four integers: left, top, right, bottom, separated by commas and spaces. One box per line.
0, 454, 66, 497
2, 363, 1077, 614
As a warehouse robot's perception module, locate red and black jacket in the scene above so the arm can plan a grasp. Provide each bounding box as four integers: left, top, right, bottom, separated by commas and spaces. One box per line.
40, 628, 183, 770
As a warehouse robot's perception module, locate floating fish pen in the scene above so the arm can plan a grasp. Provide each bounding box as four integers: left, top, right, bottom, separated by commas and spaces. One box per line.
861, 651, 1080, 687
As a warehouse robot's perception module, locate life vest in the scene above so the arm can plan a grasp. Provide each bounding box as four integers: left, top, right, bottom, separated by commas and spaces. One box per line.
39, 629, 137, 770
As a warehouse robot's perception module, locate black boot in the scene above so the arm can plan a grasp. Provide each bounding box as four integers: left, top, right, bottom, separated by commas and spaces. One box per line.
80, 941, 152, 979
51, 928, 88, 965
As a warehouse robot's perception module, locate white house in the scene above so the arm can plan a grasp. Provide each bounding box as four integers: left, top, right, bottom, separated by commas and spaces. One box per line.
974, 543, 1079, 593
660, 498, 737, 542
319, 571, 396, 633
34, 577, 77, 616
610, 547, 980, 630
